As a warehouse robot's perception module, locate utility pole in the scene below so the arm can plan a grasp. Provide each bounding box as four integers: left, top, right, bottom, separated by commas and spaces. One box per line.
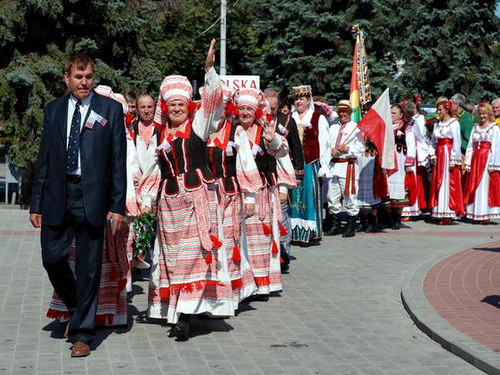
220, 0, 227, 75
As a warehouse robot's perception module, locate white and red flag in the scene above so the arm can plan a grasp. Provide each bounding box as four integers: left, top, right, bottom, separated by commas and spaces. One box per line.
357, 88, 395, 170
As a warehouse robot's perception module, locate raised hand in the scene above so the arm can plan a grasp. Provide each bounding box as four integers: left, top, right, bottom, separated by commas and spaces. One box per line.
262, 120, 276, 142
205, 38, 216, 72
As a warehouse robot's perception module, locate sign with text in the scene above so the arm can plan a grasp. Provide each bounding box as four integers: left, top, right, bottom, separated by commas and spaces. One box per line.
220, 75, 260, 91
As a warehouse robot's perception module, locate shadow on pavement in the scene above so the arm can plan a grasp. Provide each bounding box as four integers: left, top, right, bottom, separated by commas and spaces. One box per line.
481, 295, 500, 308
473, 247, 500, 252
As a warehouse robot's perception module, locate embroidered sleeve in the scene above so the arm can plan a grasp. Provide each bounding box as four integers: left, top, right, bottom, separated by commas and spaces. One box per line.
489, 126, 500, 171
137, 137, 161, 210
125, 138, 141, 217
450, 120, 462, 165
404, 127, 416, 167
429, 128, 437, 159
276, 153, 297, 190
235, 126, 263, 194
192, 67, 224, 141
264, 133, 289, 158
318, 114, 331, 177
464, 127, 474, 168
321, 103, 340, 126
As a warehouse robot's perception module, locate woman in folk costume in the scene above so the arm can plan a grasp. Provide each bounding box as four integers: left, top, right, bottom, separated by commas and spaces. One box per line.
384, 104, 416, 229
463, 103, 500, 223
289, 85, 329, 246
205, 85, 261, 307
147, 40, 233, 341
124, 94, 162, 291
402, 98, 429, 218
357, 137, 387, 233
234, 88, 289, 295
47, 85, 129, 328
428, 99, 464, 224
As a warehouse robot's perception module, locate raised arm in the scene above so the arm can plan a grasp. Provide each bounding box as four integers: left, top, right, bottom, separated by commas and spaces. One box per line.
193, 39, 224, 140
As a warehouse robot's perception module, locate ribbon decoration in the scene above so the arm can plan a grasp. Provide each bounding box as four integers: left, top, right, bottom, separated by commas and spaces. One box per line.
85, 110, 108, 129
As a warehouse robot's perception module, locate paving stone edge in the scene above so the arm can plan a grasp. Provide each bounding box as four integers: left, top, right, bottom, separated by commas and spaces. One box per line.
401, 242, 500, 375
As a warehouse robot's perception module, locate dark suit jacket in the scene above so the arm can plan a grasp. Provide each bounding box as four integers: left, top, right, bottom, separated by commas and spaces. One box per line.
276, 112, 304, 173
30, 92, 126, 226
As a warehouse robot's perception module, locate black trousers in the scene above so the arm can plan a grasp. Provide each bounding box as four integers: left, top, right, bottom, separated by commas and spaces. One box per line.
41, 179, 104, 344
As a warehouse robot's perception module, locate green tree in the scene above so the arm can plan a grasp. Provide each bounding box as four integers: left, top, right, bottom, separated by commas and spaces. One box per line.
394, 0, 500, 102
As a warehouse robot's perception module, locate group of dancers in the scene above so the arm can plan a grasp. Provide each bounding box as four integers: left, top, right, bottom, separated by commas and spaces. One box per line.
42, 41, 500, 346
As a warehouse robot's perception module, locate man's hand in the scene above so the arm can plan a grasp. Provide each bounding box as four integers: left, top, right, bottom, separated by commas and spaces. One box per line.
205, 39, 216, 72
262, 121, 276, 142
405, 166, 413, 173
245, 204, 255, 218
107, 212, 124, 236
29, 213, 42, 228
331, 148, 340, 158
140, 206, 151, 214
337, 144, 348, 153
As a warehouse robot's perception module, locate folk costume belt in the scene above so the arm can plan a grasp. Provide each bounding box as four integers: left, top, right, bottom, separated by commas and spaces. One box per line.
331, 158, 357, 196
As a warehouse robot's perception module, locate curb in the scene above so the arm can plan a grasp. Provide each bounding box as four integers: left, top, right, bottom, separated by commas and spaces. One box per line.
401, 245, 500, 375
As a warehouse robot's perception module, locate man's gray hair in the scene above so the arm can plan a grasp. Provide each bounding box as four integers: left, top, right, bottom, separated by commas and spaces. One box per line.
492, 98, 500, 106
451, 93, 466, 108
263, 88, 280, 99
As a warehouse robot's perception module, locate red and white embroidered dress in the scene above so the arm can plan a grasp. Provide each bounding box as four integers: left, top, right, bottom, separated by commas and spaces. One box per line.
429, 118, 464, 219
207, 120, 263, 307
124, 121, 161, 291
463, 123, 500, 220
147, 68, 232, 324
243, 121, 289, 295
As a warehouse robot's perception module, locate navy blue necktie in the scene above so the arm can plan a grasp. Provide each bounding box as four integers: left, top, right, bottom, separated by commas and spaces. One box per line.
66, 100, 81, 173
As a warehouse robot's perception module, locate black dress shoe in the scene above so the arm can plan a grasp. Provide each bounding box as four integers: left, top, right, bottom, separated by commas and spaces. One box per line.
173, 320, 190, 341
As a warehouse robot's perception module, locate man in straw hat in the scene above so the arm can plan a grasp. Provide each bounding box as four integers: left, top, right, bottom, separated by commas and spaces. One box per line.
322, 100, 364, 238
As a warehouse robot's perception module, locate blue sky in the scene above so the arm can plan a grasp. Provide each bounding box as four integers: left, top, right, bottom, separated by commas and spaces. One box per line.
497, 3, 500, 17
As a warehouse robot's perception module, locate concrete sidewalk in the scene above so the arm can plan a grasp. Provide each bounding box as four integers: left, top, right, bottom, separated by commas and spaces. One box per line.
0, 209, 498, 375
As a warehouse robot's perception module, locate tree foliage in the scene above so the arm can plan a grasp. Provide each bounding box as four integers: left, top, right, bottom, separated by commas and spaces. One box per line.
251, 0, 499, 103
0, 0, 498, 185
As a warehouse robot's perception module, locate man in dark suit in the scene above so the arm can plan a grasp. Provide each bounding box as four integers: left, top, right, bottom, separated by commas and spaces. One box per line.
29, 54, 126, 357
264, 88, 304, 272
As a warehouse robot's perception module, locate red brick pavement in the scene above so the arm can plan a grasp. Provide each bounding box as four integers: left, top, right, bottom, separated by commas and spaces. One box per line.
424, 241, 500, 352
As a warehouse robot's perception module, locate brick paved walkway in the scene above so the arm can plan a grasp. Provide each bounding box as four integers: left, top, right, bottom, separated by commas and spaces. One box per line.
424, 241, 500, 353
1, 208, 498, 375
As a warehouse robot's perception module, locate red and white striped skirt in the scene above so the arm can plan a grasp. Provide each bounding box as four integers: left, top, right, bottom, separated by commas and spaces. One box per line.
243, 185, 282, 295
47, 227, 129, 326
148, 179, 234, 324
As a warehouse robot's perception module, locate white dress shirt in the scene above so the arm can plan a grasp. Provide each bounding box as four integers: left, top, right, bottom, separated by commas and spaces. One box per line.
66, 93, 93, 175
